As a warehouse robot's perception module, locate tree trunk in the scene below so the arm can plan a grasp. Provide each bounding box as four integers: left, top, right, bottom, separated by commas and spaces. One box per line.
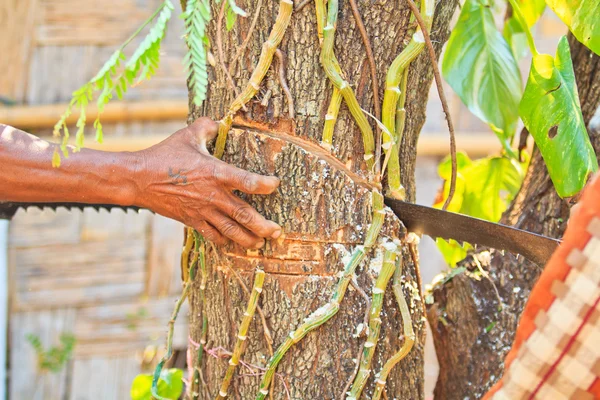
184, 0, 457, 398
427, 34, 600, 400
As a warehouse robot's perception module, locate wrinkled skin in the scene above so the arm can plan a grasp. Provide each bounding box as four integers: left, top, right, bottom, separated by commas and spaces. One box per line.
0, 118, 281, 248
137, 118, 282, 247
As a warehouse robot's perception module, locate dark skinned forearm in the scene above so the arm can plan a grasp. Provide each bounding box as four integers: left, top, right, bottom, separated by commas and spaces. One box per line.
0, 123, 141, 206
0, 119, 282, 248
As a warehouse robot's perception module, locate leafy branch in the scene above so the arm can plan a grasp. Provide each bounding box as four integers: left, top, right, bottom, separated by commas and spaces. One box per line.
52, 0, 174, 165
182, 0, 212, 107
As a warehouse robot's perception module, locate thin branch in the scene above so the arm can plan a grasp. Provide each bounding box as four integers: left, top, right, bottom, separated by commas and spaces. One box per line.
404, 0, 457, 210
275, 49, 295, 117
350, 277, 371, 328
348, 0, 382, 176
229, 0, 263, 76
204, 345, 291, 400
216, 0, 242, 99
339, 342, 366, 400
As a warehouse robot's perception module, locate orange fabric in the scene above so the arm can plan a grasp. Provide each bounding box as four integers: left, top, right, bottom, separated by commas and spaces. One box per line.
484, 173, 600, 399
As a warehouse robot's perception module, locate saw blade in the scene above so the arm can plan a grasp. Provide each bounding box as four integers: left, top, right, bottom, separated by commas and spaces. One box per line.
384, 198, 560, 266
0, 201, 142, 220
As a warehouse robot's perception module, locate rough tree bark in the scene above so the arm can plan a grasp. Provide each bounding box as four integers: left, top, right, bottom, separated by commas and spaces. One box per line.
183, 0, 457, 398
427, 33, 600, 400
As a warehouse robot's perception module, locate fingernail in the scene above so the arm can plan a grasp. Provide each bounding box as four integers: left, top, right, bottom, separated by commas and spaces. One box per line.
271, 229, 282, 239
254, 239, 265, 249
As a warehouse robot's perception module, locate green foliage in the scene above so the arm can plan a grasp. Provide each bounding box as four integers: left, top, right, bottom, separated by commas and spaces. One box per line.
442, 0, 522, 154
503, 0, 545, 59
220, 0, 247, 30
225, 0, 247, 17
434, 152, 525, 266
182, 0, 212, 106
53, 1, 174, 166
546, 0, 600, 55
126, 1, 174, 85
131, 368, 183, 400
26, 333, 76, 374
519, 36, 598, 197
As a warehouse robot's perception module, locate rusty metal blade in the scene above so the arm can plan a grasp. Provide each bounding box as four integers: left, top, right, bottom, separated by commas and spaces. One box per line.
384, 198, 560, 266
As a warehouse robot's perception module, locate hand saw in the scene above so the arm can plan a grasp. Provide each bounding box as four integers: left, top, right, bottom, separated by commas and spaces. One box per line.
384, 197, 560, 266
0, 199, 560, 266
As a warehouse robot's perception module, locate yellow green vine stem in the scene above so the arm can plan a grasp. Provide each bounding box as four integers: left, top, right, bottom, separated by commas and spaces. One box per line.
255, 190, 385, 400
347, 243, 400, 400
153, 231, 201, 399
213, 0, 293, 159
315, 0, 326, 43
190, 232, 208, 400
217, 268, 266, 399
371, 256, 415, 400
321, 88, 343, 150
394, 68, 409, 157
314, 0, 343, 151
381, 0, 433, 198
181, 227, 194, 282
320, 0, 375, 169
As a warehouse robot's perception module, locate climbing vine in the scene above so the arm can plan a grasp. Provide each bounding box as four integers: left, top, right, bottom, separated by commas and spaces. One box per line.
50, 0, 600, 398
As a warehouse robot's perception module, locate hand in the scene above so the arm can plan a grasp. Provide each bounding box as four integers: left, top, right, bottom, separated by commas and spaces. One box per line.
135, 118, 282, 248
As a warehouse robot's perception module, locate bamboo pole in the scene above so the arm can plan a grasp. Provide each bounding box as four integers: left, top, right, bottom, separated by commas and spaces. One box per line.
0, 100, 188, 130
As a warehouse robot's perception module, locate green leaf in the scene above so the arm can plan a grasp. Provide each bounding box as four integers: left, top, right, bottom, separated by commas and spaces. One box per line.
226, 5, 237, 31
183, 0, 211, 106
519, 36, 598, 197
442, 0, 522, 149
434, 152, 525, 266
131, 369, 183, 400
227, 0, 247, 17
515, 0, 546, 27
503, 0, 545, 59
546, 0, 600, 55
436, 238, 473, 267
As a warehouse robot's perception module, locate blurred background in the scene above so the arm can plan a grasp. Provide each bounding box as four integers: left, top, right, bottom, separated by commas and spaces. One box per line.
0, 1, 568, 398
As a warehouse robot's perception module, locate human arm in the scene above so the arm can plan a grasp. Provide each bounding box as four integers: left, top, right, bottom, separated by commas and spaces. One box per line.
0, 118, 281, 248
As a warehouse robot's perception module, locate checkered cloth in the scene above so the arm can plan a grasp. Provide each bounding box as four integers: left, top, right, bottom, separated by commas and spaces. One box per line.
485, 173, 600, 400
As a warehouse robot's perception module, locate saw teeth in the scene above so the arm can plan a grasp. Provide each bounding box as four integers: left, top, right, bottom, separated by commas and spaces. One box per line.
0, 202, 144, 220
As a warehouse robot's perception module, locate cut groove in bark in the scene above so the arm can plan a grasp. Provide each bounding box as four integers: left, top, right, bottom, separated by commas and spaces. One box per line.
185, 0, 458, 398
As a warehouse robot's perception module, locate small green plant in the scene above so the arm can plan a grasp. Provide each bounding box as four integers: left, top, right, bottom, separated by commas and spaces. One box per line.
26, 333, 76, 374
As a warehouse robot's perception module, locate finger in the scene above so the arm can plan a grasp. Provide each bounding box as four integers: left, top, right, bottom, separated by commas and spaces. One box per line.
222, 193, 282, 239
214, 163, 280, 195
209, 213, 265, 249
194, 220, 227, 245
185, 118, 218, 153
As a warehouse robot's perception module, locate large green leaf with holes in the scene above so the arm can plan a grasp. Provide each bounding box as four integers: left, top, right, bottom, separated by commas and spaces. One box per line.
504, 0, 546, 59
442, 0, 522, 151
546, 0, 600, 55
519, 36, 598, 197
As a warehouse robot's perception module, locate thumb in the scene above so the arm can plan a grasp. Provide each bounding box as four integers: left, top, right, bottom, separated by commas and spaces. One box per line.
185, 117, 218, 154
